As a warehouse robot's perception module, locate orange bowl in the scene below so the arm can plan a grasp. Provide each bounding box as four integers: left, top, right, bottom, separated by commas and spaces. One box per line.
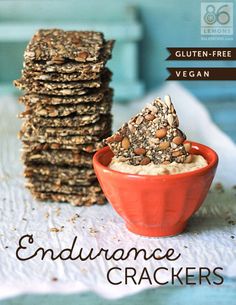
93, 141, 218, 237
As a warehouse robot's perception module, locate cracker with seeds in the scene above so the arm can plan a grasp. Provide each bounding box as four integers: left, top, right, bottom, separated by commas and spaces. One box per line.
105, 96, 190, 165
14, 69, 111, 96
26, 175, 96, 187
19, 94, 112, 118
22, 141, 104, 153
25, 173, 96, 187
22, 113, 109, 128
21, 149, 94, 167
20, 130, 110, 146
24, 60, 105, 74
23, 40, 114, 73
31, 191, 106, 206
19, 88, 112, 106
24, 29, 107, 63
24, 164, 96, 179
14, 76, 101, 91
26, 181, 102, 195
22, 69, 102, 82
21, 116, 112, 138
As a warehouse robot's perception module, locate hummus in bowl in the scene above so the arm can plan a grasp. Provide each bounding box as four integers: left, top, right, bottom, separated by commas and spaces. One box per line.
109, 154, 208, 176
93, 142, 218, 237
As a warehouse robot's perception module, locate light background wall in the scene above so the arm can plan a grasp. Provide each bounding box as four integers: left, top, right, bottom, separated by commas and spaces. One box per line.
0, 0, 235, 141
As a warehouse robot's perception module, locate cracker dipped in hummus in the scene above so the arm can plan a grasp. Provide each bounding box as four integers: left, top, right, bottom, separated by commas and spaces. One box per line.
105, 95, 207, 175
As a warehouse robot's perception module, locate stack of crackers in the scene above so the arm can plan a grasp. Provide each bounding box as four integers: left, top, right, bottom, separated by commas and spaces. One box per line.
14, 29, 114, 206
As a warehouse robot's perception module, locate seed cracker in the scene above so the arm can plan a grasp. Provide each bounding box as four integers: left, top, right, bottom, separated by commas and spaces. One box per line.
26, 175, 96, 187
14, 69, 111, 96
22, 113, 103, 127
22, 69, 102, 82
19, 88, 113, 106
31, 191, 106, 206
24, 29, 106, 63
21, 116, 112, 137
23, 40, 114, 73
26, 181, 102, 195
24, 165, 96, 179
21, 149, 94, 167
105, 96, 190, 165
20, 131, 110, 146
22, 141, 104, 153
19, 94, 112, 118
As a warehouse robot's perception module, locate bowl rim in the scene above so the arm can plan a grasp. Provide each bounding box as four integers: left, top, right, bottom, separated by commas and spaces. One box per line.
93, 141, 219, 180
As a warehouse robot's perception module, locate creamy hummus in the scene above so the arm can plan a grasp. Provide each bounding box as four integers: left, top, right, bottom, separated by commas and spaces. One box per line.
109, 155, 208, 175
